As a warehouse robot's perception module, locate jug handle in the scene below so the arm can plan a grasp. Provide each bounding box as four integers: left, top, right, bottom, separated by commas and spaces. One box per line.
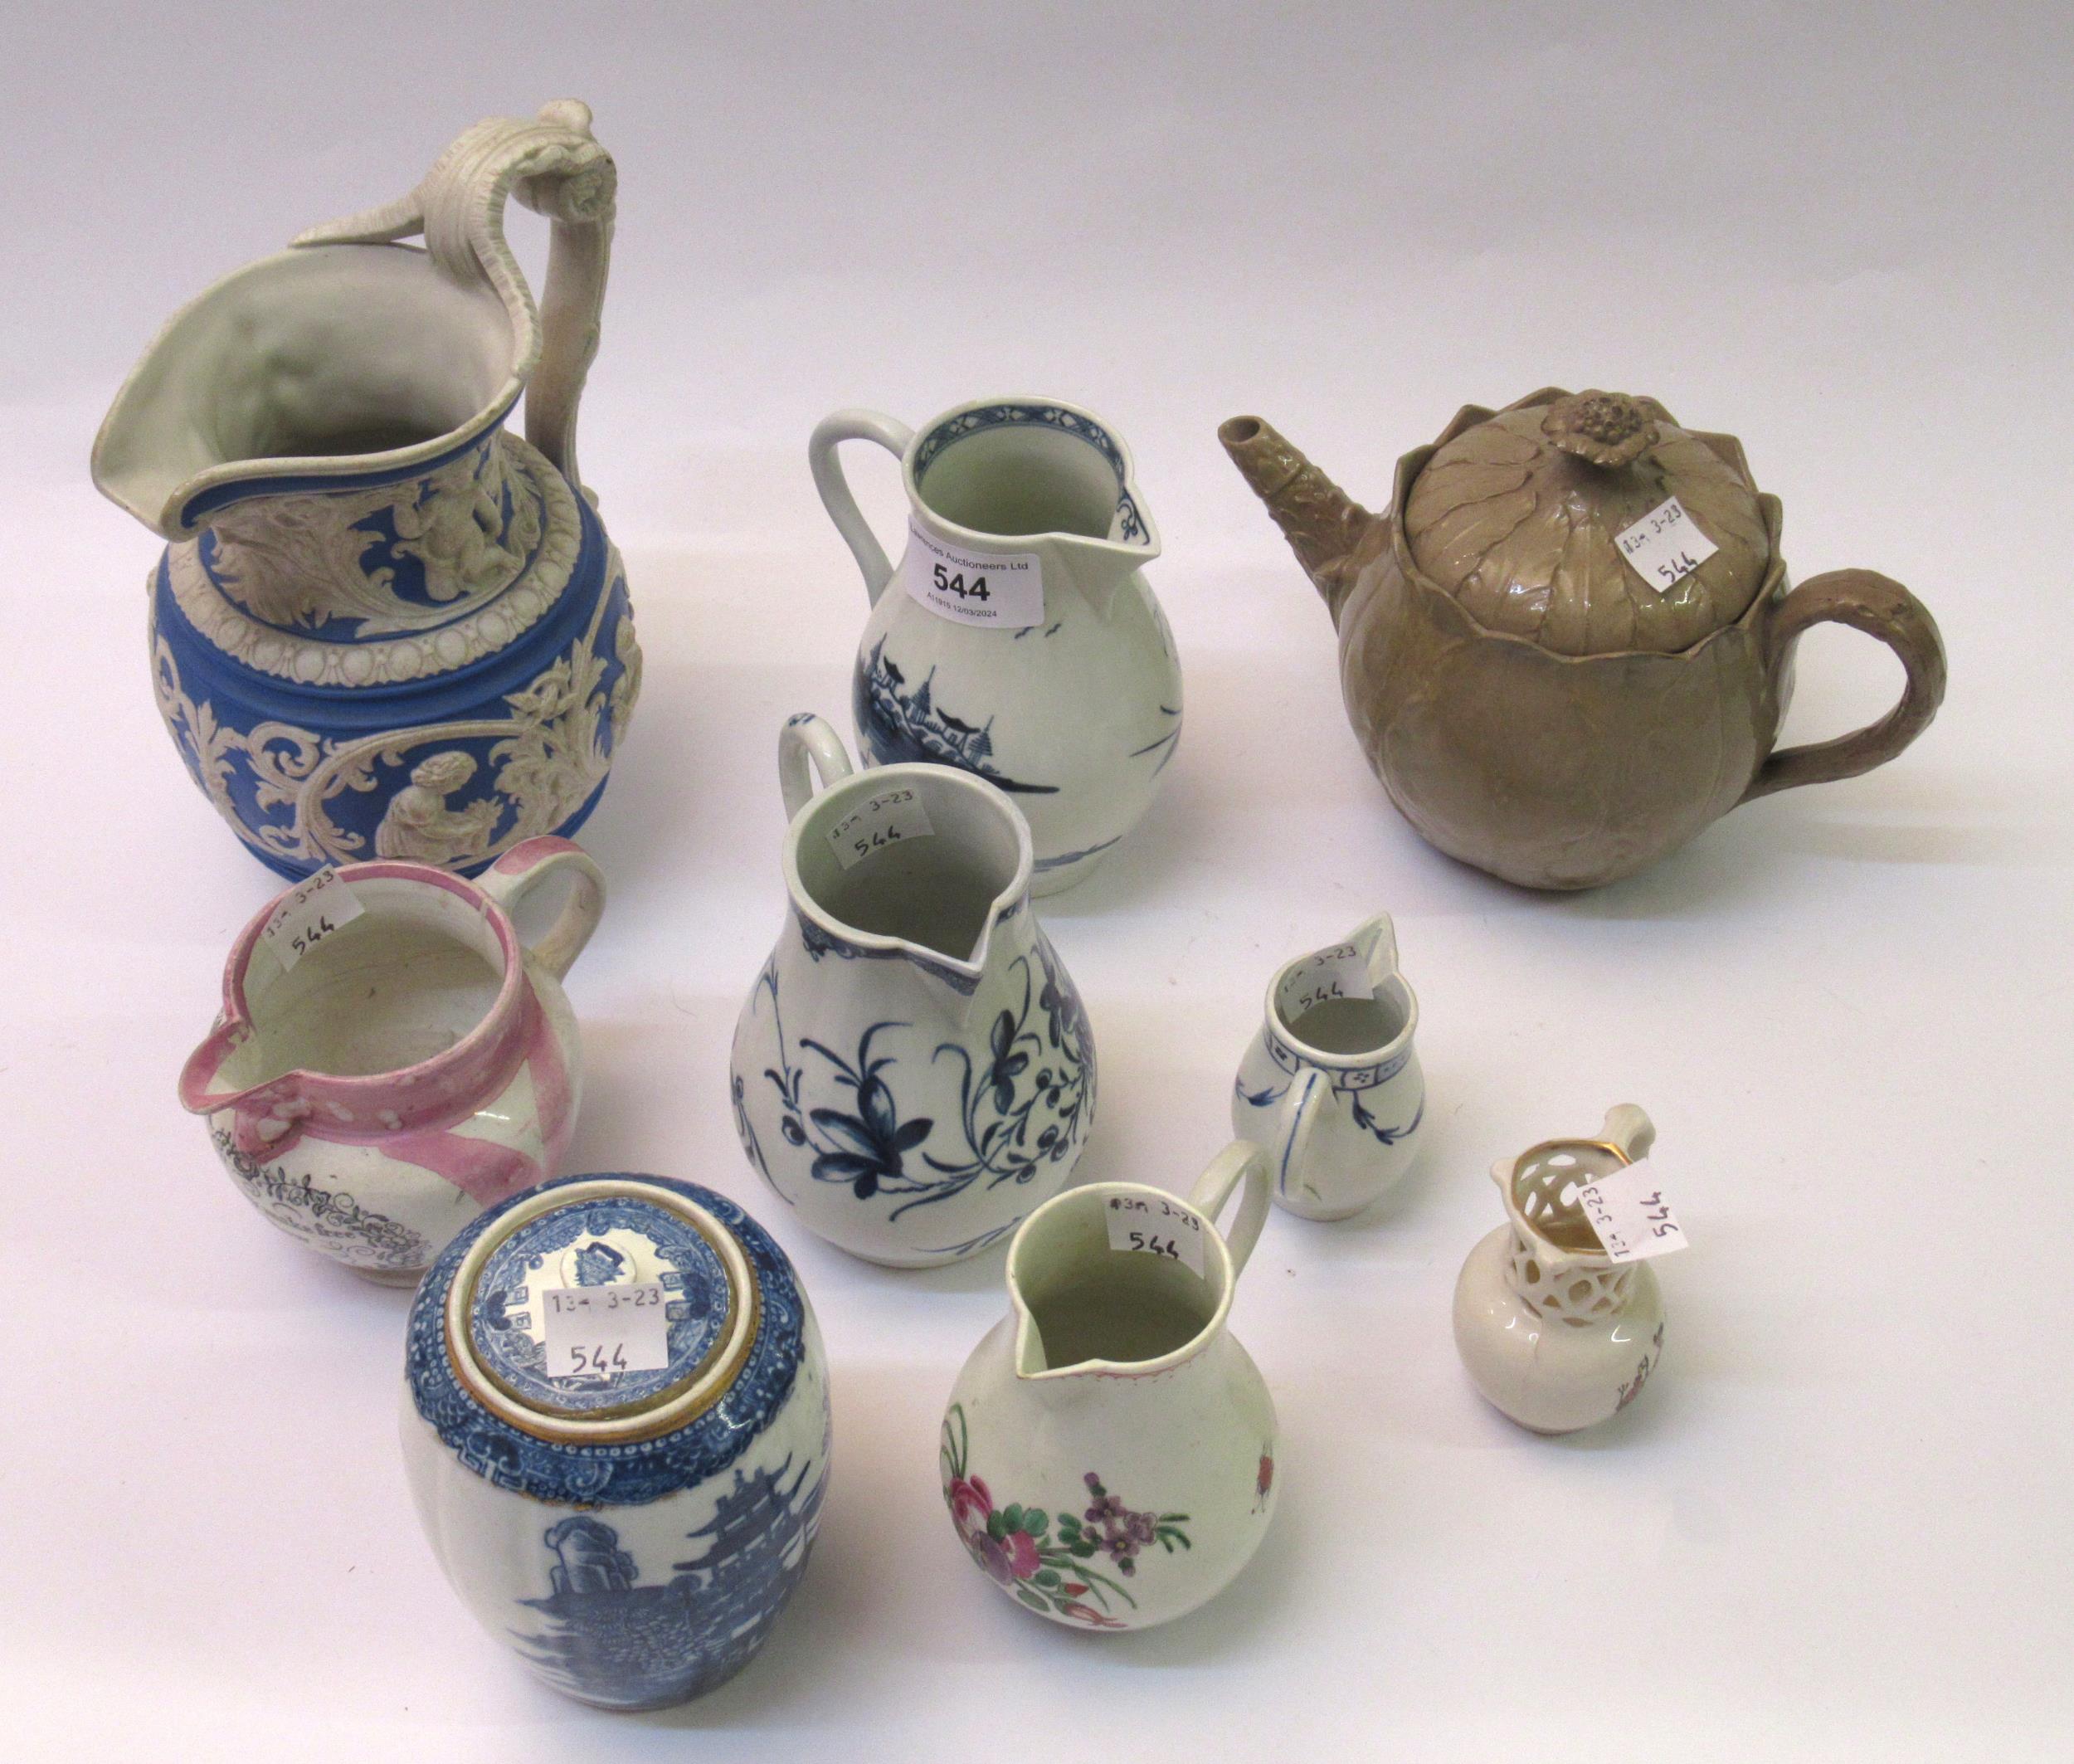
1740, 569, 1946, 803
779, 714, 856, 819
1188, 1141, 1273, 1279
808, 410, 918, 605
481, 836, 606, 982
294, 100, 616, 491
1267, 1073, 1325, 1206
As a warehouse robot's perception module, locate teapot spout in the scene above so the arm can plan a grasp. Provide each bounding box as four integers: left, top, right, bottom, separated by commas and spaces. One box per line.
1219, 416, 1374, 620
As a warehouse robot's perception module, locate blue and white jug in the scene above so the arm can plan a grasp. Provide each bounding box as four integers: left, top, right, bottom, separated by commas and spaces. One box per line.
1231, 913, 1426, 1220
730, 714, 1097, 1267
809, 397, 1183, 893
91, 101, 640, 879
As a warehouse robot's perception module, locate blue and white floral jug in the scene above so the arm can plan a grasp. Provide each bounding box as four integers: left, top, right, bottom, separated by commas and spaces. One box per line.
810, 396, 1182, 893
92, 101, 640, 879
1231, 913, 1426, 1221
729, 714, 1096, 1267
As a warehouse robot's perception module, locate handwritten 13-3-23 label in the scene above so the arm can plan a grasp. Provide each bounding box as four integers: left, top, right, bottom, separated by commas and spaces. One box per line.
260, 867, 364, 971
1614, 495, 1720, 594
899, 518, 1045, 629
1104, 1192, 1208, 1278
828, 785, 936, 870
1575, 1159, 1689, 1264
543, 1281, 671, 1379
1276, 941, 1375, 1022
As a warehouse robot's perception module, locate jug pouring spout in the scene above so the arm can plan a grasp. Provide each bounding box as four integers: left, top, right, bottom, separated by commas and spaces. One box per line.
1219, 415, 1374, 620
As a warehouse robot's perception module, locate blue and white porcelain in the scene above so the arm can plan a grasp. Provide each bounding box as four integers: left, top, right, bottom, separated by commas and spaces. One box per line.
730, 715, 1096, 1267
810, 396, 1183, 894
402, 1172, 830, 1710
91, 102, 640, 880
1231, 913, 1426, 1221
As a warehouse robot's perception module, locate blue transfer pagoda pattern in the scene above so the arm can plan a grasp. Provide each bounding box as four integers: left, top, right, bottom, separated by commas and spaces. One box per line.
853, 639, 1059, 795
912, 403, 1152, 546
466, 1195, 733, 1416
740, 934, 1093, 1225
147, 430, 642, 880
407, 1176, 809, 1507
514, 1450, 827, 1709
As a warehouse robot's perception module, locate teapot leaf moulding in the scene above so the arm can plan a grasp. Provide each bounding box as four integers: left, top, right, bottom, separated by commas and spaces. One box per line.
1222, 388, 1947, 889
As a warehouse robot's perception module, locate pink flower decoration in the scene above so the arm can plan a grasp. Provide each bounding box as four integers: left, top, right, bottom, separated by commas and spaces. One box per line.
1004, 1530, 1041, 1579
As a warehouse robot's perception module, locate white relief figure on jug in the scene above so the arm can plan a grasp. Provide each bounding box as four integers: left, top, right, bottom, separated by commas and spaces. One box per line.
1452, 1105, 1681, 1435
92, 101, 640, 880
1232, 912, 1426, 1221
940, 1143, 1279, 1631
728, 716, 1097, 1267
810, 398, 1184, 894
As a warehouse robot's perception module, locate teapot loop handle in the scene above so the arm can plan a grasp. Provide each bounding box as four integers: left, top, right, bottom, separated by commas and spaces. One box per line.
809, 409, 918, 606
779, 715, 856, 820
1741, 569, 1946, 803
1187, 1141, 1273, 1282
294, 100, 616, 491
479, 836, 606, 982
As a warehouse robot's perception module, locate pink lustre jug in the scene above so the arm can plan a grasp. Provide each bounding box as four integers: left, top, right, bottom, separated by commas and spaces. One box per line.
179, 836, 605, 1282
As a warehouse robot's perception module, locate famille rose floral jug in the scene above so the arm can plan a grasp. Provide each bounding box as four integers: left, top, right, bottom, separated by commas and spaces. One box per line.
402, 1172, 830, 1709
731, 716, 1095, 1267
91, 101, 640, 880
941, 1143, 1278, 1631
180, 835, 604, 1282
810, 396, 1183, 892
1222, 390, 1946, 889
1453, 1105, 1671, 1435
1231, 912, 1425, 1221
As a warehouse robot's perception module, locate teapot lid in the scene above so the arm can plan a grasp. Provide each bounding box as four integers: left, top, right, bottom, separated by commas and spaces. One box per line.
406, 1172, 812, 1504
1403, 388, 1773, 655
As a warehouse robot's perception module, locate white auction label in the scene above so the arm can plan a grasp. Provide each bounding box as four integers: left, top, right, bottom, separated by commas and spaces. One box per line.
1277, 942, 1375, 1022
1614, 495, 1719, 594
1576, 1159, 1689, 1263
1104, 1191, 1208, 1278
260, 867, 364, 970
828, 784, 936, 870
543, 1281, 671, 1379
899, 518, 1045, 629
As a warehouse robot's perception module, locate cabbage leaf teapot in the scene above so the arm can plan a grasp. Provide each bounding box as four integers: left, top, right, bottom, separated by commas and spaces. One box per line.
1222, 389, 1946, 890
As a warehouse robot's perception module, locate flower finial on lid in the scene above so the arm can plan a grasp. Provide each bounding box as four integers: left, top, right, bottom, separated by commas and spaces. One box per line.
1542, 391, 1660, 470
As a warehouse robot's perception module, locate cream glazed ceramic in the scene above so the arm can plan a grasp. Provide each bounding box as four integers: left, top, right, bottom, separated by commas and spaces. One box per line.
180, 836, 604, 1282
402, 1173, 830, 1710
941, 1143, 1278, 1631
729, 716, 1095, 1267
1231, 912, 1425, 1221
1453, 1106, 1668, 1435
811, 397, 1183, 892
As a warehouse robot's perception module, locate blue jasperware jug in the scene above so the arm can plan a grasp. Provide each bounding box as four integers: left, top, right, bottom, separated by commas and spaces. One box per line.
91, 101, 640, 878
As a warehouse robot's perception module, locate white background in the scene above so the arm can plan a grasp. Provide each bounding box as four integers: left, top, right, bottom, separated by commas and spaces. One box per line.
4, 3, 2070, 1758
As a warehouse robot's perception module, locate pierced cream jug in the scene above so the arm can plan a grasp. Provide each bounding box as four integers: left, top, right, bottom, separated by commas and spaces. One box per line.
1453, 1105, 1670, 1434
810, 397, 1183, 892
728, 715, 1096, 1266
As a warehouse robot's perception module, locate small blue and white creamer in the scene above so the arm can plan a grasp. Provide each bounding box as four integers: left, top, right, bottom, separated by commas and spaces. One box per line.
1231, 913, 1426, 1221
402, 1172, 830, 1710
91, 102, 639, 880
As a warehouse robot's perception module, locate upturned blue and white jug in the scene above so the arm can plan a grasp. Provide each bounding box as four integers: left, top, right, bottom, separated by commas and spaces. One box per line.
402, 1172, 830, 1710
730, 714, 1097, 1267
92, 101, 640, 879
809, 396, 1182, 893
